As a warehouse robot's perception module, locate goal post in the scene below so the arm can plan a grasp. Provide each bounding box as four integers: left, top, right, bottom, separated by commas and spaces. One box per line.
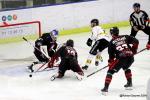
0, 21, 41, 44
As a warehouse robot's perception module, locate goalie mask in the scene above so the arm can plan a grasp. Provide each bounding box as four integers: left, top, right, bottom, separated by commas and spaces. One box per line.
50, 29, 59, 41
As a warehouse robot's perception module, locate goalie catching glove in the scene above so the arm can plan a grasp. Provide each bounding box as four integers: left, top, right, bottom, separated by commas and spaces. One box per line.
86, 38, 93, 46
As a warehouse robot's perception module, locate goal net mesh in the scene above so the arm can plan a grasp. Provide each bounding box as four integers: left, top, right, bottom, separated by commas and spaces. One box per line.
0, 21, 41, 44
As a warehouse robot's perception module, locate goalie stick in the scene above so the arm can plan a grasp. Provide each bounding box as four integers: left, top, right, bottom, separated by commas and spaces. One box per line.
87, 48, 147, 78
22, 37, 52, 77
22, 37, 49, 58
29, 65, 58, 78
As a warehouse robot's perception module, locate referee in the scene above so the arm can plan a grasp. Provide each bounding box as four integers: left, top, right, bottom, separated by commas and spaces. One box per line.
130, 3, 150, 50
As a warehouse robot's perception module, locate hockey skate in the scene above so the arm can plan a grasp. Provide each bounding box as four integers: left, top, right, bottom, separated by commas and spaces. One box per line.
27, 61, 39, 72
100, 56, 103, 62
82, 65, 88, 70
95, 56, 103, 66
27, 64, 34, 73
124, 82, 133, 90
50, 75, 57, 81
95, 61, 99, 66
101, 87, 108, 95
50, 73, 64, 81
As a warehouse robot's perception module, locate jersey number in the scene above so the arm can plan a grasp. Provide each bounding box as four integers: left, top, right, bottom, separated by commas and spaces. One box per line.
67, 49, 76, 56
116, 44, 128, 51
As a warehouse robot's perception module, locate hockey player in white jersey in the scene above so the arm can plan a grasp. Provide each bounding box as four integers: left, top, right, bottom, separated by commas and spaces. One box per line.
82, 19, 110, 70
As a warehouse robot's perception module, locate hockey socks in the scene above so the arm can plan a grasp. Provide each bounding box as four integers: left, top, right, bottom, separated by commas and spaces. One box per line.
102, 73, 112, 93
82, 59, 91, 70
124, 69, 133, 88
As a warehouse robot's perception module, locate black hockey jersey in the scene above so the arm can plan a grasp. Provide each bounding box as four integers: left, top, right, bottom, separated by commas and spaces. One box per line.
35, 33, 57, 57
54, 45, 77, 60
38, 33, 56, 44
108, 35, 139, 59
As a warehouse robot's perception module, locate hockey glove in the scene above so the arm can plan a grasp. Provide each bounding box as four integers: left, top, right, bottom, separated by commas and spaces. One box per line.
48, 49, 56, 57
108, 58, 119, 70
48, 56, 58, 68
131, 43, 139, 54
35, 38, 43, 47
146, 42, 150, 50
86, 38, 92, 47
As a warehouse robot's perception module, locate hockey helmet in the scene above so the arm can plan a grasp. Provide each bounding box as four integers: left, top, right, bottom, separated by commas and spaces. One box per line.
66, 39, 74, 47
91, 19, 99, 25
110, 27, 119, 36
133, 3, 140, 8
50, 29, 59, 41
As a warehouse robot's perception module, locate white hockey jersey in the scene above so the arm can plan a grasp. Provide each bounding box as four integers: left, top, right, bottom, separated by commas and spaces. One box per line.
90, 26, 110, 42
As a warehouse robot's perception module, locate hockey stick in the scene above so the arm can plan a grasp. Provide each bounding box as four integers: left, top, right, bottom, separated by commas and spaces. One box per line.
34, 62, 48, 72
22, 37, 51, 77
135, 48, 147, 55
28, 60, 59, 77
22, 37, 49, 58
32, 60, 59, 73
29, 65, 58, 78
87, 65, 108, 77
87, 48, 147, 78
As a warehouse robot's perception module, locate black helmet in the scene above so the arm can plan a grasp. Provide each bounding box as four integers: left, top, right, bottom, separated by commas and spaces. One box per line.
133, 3, 140, 8
110, 27, 119, 36
91, 19, 99, 25
66, 39, 74, 47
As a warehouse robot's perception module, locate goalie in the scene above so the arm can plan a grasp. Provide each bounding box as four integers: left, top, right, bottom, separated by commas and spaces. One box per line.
27, 29, 59, 72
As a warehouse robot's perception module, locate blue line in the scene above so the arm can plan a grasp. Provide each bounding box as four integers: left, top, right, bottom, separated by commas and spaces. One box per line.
0, 0, 97, 12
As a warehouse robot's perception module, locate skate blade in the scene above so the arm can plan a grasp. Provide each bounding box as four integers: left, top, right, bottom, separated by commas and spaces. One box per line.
26, 66, 34, 73
50, 75, 56, 81
101, 91, 108, 96
82, 67, 88, 70
125, 87, 133, 90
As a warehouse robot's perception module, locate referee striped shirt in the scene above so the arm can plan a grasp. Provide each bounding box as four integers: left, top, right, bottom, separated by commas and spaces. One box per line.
130, 10, 149, 27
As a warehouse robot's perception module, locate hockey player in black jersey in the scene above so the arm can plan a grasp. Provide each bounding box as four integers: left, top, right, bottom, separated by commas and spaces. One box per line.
34, 29, 58, 62
130, 3, 150, 50
49, 39, 84, 80
27, 30, 58, 72
101, 27, 139, 94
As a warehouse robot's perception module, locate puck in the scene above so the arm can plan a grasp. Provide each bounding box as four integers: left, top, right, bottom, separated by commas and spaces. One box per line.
29, 74, 32, 77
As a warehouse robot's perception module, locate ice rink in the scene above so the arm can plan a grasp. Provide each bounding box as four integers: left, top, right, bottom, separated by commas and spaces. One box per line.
0, 27, 149, 100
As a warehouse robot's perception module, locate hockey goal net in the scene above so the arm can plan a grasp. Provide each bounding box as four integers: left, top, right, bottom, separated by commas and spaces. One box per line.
0, 21, 41, 43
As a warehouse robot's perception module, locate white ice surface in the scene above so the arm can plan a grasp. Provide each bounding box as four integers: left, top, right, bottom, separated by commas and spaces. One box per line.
0, 27, 149, 100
